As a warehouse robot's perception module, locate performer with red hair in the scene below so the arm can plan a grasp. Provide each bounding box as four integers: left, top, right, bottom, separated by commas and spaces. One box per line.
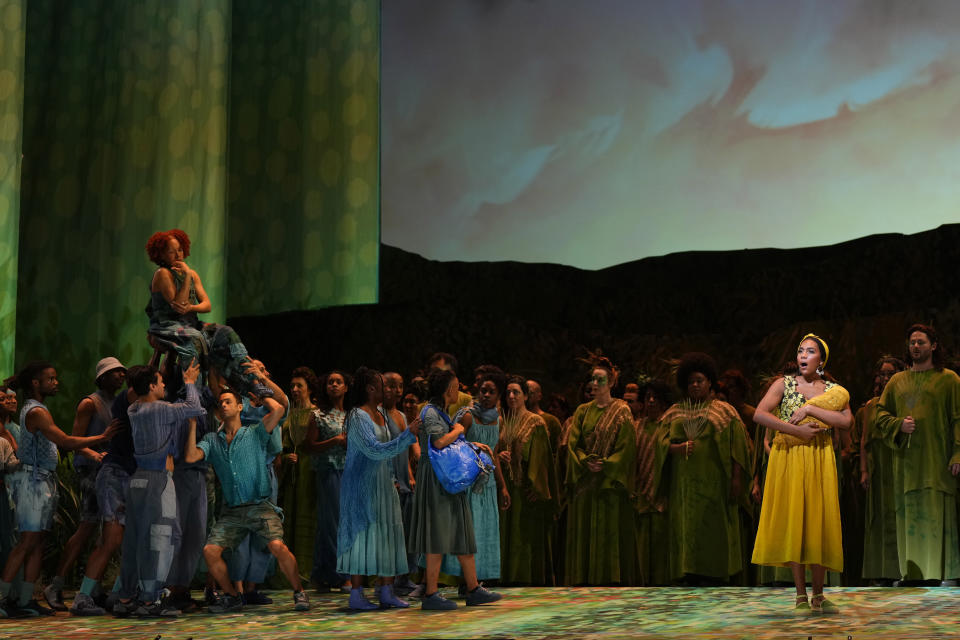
144, 228, 270, 399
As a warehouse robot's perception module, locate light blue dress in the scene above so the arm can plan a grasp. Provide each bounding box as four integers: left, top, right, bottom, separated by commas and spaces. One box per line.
337, 408, 416, 576
441, 417, 501, 580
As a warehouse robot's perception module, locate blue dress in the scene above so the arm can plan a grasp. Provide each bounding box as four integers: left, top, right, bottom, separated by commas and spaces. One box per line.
337, 408, 416, 576
441, 417, 501, 580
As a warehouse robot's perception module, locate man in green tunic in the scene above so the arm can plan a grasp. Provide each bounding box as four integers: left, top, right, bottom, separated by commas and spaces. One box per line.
875, 324, 960, 584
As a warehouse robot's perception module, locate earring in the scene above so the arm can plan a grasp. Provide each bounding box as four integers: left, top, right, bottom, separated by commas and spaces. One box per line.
816, 365, 824, 376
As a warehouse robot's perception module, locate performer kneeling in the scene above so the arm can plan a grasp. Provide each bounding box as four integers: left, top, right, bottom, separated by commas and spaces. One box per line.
184, 388, 309, 613
752, 334, 852, 614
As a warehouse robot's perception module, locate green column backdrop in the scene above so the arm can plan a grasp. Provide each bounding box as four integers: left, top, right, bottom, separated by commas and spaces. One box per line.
10, 0, 378, 420
0, 0, 24, 378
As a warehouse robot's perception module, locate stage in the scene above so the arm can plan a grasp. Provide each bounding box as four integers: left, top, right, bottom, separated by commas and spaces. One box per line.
1, 586, 956, 639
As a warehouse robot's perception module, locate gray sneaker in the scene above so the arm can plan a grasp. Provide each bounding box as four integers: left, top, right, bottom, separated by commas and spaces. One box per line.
70, 593, 106, 616
293, 590, 310, 611
465, 585, 502, 606
42, 584, 67, 612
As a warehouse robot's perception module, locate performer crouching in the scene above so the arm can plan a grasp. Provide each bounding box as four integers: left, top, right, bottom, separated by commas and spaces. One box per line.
185, 387, 309, 613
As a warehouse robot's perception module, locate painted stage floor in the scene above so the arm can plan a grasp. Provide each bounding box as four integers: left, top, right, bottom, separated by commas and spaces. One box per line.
1, 586, 958, 639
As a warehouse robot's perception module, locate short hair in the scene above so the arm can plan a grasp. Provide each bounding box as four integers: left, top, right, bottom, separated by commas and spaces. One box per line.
427, 352, 458, 375
676, 352, 718, 393
475, 365, 506, 401
643, 379, 675, 407
427, 368, 458, 407
719, 369, 750, 397
506, 374, 529, 396
290, 366, 321, 403
906, 323, 944, 369
145, 229, 191, 266
406, 377, 427, 402
128, 365, 160, 396
318, 370, 352, 411
219, 387, 243, 405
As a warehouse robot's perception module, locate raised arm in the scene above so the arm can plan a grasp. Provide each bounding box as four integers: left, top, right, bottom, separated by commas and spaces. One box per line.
184, 418, 205, 463
261, 396, 285, 433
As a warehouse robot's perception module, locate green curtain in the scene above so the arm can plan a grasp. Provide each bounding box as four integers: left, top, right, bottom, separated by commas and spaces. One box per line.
228, 0, 380, 314
0, 0, 24, 378
11, 0, 378, 420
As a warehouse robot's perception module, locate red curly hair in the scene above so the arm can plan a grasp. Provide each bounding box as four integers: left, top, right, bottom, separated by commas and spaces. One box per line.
145, 229, 192, 266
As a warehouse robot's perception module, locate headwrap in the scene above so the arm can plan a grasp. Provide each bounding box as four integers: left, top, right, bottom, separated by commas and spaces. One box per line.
799, 333, 829, 369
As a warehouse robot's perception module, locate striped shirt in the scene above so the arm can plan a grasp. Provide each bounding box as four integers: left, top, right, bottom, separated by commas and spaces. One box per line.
128, 383, 205, 471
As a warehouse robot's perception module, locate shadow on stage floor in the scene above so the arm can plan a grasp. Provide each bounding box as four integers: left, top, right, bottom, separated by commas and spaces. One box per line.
0, 586, 955, 639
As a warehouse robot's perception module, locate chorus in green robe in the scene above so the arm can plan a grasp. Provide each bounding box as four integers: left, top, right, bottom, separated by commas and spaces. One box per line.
564, 399, 637, 585
634, 417, 669, 585
277, 406, 318, 583
498, 408, 558, 585
655, 398, 750, 583
539, 411, 563, 462
875, 367, 960, 581
860, 397, 900, 581
839, 401, 866, 585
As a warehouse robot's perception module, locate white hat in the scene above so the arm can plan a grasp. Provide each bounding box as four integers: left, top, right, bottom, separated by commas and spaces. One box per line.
95, 357, 126, 382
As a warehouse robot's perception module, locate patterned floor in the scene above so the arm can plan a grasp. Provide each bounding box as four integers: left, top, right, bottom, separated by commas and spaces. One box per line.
1, 586, 957, 639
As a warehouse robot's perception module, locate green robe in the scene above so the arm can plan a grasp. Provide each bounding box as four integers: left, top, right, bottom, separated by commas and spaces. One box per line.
655, 399, 750, 582
875, 368, 960, 581
635, 417, 669, 585
564, 399, 637, 585
840, 401, 866, 585
860, 397, 899, 580
277, 407, 318, 583
499, 413, 559, 585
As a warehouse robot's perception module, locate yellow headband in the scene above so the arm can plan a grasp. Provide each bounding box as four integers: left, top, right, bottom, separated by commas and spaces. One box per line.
799, 333, 829, 369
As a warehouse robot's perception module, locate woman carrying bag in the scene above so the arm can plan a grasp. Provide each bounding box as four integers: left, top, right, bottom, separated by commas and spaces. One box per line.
407, 368, 503, 610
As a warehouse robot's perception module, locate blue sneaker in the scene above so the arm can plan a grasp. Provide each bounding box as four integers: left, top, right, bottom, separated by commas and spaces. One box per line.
348, 588, 377, 611
377, 585, 410, 609
421, 591, 457, 610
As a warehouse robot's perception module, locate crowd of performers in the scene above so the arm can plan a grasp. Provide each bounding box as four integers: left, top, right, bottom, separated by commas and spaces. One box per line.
0, 228, 958, 620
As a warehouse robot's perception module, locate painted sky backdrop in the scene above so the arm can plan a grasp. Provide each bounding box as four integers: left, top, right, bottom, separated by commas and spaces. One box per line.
382, 0, 960, 269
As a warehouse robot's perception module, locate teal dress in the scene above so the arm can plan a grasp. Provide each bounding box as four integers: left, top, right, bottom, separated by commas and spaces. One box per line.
441, 417, 501, 580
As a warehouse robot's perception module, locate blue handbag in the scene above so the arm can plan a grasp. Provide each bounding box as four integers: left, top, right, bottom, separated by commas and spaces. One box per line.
422, 405, 494, 494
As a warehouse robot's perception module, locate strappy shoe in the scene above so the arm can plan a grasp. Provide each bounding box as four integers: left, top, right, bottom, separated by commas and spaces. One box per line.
792, 594, 811, 615
810, 594, 839, 614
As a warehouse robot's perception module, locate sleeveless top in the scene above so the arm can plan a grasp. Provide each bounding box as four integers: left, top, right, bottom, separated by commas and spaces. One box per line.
146, 267, 202, 329
19, 399, 59, 472
74, 390, 114, 469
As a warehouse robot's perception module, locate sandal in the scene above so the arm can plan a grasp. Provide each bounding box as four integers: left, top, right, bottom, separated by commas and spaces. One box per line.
810, 594, 839, 614
793, 594, 810, 615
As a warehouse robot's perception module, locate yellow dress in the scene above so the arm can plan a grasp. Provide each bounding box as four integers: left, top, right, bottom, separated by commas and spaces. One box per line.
752, 377, 846, 572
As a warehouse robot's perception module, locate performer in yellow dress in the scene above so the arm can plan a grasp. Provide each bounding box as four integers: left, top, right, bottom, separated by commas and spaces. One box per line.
752, 334, 853, 614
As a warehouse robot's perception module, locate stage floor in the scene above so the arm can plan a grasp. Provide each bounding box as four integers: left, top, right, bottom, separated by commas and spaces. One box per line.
1, 586, 958, 639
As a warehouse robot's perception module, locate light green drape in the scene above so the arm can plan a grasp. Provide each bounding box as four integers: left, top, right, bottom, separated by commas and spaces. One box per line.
0, 0, 25, 377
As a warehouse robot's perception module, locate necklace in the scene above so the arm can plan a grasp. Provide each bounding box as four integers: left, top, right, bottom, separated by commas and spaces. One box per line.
903, 370, 931, 411
680, 399, 710, 442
